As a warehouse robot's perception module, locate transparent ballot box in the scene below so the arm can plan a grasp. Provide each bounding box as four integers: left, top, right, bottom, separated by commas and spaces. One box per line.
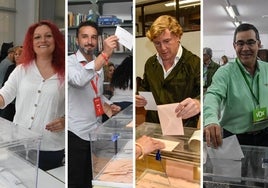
203, 145, 268, 187
136, 122, 200, 188
0, 117, 41, 188
113, 104, 133, 119
90, 117, 133, 187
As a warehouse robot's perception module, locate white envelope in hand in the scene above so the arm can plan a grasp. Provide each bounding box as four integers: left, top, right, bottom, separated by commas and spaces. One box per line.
206, 135, 244, 160
206, 135, 244, 182
157, 103, 184, 135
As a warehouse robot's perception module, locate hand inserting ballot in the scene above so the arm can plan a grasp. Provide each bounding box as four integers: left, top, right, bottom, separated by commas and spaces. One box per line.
136, 135, 165, 159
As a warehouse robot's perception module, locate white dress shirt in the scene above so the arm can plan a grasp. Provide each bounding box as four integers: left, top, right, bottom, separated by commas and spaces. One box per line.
156, 45, 183, 79
0, 62, 65, 151
68, 50, 111, 141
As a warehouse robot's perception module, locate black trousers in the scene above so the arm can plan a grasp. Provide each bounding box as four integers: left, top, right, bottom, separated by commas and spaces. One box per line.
223, 127, 268, 147
20, 148, 64, 171
68, 131, 92, 188
39, 149, 65, 171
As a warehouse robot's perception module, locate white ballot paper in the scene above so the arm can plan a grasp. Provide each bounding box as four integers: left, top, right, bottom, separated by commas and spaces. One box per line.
188, 130, 201, 152
206, 135, 244, 160
138, 91, 157, 111
206, 135, 244, 181
157, 103, 184, 135
152, 138, 179, 152
115, 26, 133, 50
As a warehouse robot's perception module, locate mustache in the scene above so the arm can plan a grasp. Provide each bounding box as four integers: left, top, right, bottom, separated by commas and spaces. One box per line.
85, 44, 94, 48
79, 46, 94, 55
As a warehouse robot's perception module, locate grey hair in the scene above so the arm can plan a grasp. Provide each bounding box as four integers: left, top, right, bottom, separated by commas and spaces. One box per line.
203, 47, 212, 58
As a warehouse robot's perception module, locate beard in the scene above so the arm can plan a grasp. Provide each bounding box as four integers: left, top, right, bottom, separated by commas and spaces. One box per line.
79, 45, 95, 55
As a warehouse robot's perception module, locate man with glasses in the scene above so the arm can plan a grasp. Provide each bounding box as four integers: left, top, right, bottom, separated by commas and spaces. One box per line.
204, 23, 268, 147
136, 15, 200, 128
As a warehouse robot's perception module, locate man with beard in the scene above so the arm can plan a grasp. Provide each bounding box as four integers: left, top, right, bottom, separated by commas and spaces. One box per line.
68, 20, 121, 188
204, 23, 268, 148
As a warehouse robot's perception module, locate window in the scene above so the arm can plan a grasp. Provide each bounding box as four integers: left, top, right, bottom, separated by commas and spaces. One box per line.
0, 0, 16, 46
136, 0, 200, 37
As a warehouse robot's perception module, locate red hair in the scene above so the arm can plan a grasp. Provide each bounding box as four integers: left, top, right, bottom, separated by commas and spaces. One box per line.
20, 20, 65, 81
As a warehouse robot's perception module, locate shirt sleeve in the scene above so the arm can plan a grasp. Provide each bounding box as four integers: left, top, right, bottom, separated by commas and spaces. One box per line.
203, 67, 228, 127
68, 55, 95, 87
101, 95, 112, 105
0, 65, 20, 108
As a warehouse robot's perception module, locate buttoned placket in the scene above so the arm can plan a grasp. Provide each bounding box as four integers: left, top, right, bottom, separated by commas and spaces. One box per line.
28, 79, 46, 129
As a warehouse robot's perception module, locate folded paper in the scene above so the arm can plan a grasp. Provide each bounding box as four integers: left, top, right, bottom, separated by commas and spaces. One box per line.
138, 91, 157, 111
115, 26, 133, 50
206, 135, 244, 160
152, 138, 179, 152
157, 103, 184, 135
188, 130, 201, 153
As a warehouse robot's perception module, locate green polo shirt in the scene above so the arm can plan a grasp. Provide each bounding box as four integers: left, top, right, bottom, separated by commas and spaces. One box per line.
204, 58, 268, 133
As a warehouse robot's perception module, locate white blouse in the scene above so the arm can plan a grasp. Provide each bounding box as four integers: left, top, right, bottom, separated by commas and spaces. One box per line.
0, 61, 65, 151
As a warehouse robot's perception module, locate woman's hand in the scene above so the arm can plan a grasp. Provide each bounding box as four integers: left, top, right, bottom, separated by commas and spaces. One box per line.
111, 104, 121, 115
136, 135, 165, 159
45, 117, 65, 132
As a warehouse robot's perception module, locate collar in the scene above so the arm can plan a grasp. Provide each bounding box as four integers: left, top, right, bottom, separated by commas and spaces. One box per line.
156, 45, 183, 66
236, 58, 260, 76
76, 49, 101, 74
204, 60, 212, 67
76, 49, 96, 64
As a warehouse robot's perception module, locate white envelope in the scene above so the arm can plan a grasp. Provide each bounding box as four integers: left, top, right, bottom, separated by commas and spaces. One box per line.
206, 135, 244, 160
115, 26, 133, 50
157, 103, 184, 135
211, 158, 242, 182
138, 91, 157, 111
188, 130, 201, 152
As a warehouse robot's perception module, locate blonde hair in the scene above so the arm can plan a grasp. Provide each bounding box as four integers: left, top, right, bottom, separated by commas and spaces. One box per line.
146, 15, 183, 41
104, 62, 115, 82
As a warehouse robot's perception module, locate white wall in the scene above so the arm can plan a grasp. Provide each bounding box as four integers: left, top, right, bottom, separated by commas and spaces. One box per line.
203, 34, 268, 63
136, 31, 200, 78
15, 0, 38, 46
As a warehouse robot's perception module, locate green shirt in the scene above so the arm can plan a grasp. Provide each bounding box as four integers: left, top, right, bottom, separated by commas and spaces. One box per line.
139, 47, 200, 127
204, 58, 268, 133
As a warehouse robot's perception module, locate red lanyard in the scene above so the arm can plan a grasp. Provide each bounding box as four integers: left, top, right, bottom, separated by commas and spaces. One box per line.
90, 75, 99, 95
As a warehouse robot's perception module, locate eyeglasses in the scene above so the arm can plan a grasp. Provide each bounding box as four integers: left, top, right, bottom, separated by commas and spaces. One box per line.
234, 39, 257, 48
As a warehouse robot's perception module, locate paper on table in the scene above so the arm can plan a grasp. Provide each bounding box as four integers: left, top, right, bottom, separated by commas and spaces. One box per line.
138, 91, 157, 111
157, 103, 184, 135
115, 26, 133, 50
206, 135, 244, 160
125, 120, 133, 127
188, 130, 201, 152
152, 138, 179, 152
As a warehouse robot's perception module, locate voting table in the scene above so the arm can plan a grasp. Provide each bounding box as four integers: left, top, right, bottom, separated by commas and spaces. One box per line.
136, 122, 200, 187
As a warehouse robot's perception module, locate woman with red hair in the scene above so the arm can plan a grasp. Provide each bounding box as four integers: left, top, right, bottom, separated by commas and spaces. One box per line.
0, 20, 65, 171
